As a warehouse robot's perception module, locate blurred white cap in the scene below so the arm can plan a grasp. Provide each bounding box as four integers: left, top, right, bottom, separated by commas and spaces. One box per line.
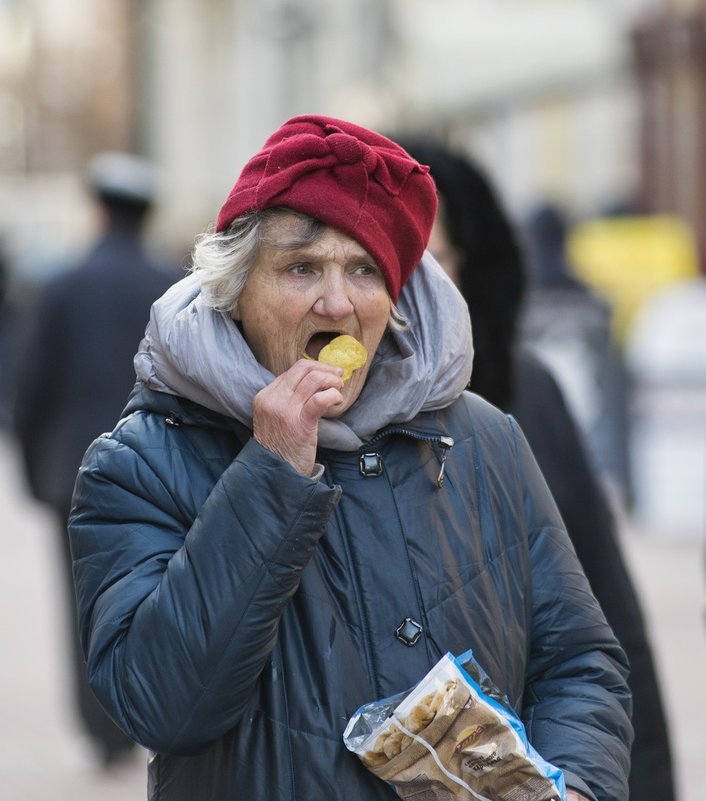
86, 151, 159, 204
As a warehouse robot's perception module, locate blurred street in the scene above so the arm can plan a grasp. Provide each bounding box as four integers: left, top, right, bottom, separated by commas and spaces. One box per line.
0, 428, 704, 801
0, 430, 146, 801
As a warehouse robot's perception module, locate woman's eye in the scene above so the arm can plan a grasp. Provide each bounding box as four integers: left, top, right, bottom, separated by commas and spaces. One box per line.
289, 263, 311, 275
354, 264, 378, 276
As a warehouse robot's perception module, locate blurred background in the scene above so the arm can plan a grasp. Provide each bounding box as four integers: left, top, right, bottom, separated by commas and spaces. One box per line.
0, 0, 704, 799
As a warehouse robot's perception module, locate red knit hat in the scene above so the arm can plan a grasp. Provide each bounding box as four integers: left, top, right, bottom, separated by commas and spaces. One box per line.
215, 115, 438, 301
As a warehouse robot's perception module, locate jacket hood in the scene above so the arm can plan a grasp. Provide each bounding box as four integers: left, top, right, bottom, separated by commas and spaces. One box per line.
134, 252, 473, 450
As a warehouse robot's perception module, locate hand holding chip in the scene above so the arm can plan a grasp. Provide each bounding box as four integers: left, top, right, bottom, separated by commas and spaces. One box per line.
252, 336, 367, 476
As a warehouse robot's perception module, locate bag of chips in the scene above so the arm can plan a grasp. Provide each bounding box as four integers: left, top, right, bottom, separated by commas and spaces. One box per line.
343, 650, 566, 801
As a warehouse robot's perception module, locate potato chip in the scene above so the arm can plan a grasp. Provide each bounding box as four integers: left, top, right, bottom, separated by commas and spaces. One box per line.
317, 335, 368, 381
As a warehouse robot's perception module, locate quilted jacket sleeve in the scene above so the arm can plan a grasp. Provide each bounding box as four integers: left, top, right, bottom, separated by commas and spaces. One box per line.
507, 417, 633, 801
69, 425, 341, 755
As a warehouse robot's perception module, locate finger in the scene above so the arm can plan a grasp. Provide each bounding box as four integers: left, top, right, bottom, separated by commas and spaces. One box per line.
288, 362, 345, 401
278, 358, 344, 391
253, 364, 343, 426
300, 386, 344, 425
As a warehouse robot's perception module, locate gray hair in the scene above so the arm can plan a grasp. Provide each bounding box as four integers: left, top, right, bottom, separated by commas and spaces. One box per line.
190, 206, 407, 327
190, 208, 278, 314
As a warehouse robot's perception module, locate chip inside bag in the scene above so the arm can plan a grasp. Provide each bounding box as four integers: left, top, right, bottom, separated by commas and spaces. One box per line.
343, 650, 567, 801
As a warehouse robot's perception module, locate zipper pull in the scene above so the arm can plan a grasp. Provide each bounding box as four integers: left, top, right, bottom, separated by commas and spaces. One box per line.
436, 436, 454, 488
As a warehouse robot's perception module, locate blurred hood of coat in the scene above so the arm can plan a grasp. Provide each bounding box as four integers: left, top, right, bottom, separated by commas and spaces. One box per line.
134, 251, 473, 450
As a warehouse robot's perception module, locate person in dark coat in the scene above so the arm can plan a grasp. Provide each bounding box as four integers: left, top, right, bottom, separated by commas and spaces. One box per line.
398, 137, 675, 801
12, 152, 179, 765
68, 116, 630, 801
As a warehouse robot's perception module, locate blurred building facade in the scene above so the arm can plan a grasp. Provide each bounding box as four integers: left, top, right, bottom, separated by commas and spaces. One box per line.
1, 0, 703, 269
138, 0, 641, 239
633, 1, 706, 270
0, 0, 142, 272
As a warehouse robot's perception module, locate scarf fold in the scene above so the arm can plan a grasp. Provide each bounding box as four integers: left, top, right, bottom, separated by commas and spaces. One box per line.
134, 252, 473, 451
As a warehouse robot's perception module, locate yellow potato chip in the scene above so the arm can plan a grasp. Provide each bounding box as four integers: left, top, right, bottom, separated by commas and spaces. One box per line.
317, 335, 368, 381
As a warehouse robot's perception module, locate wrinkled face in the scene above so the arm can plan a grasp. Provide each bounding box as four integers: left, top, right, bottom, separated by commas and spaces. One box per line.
233, 211, 392, 416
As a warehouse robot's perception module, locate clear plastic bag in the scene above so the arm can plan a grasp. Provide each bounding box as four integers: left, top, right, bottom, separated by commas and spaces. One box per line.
343, 650, 566, 801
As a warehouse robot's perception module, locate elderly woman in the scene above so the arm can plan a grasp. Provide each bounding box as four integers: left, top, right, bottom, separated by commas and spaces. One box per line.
69, 116, 631, 801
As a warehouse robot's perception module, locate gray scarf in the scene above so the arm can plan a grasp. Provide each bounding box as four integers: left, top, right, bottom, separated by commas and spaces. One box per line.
134, 253, 473, 451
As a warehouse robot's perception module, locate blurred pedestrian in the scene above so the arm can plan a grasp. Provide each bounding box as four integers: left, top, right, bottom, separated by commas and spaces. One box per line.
0, 235, 12, 426
68, 115, 630, 801
521, 203, 633, 507
12, 151, 180, 766
398, 137, 675, 801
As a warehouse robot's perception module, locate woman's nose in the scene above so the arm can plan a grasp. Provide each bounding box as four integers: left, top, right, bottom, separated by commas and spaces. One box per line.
313, 274, 354, 319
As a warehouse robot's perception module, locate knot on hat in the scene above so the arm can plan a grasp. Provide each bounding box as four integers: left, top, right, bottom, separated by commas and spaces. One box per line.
327, 132, 368, 166
255, 131, 373, 209
255, 129, 408, 208
215, 115, 438, 301
326, 129, 417, 197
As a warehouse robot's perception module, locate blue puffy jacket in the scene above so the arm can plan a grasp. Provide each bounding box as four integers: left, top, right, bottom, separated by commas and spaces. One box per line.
69, 382, 632, 801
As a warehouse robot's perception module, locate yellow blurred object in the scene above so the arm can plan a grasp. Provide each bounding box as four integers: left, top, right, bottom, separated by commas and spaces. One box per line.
567, 215, 700, 342
318, 335, 368, 381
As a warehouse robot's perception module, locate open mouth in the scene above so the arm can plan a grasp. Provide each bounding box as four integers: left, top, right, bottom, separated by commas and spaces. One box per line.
305, 331, 342, 360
